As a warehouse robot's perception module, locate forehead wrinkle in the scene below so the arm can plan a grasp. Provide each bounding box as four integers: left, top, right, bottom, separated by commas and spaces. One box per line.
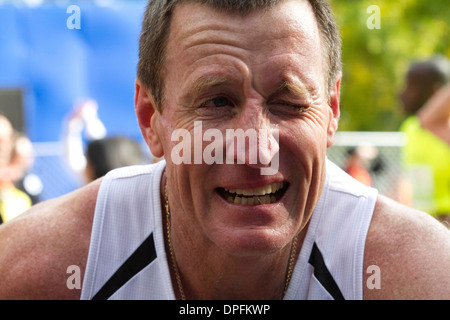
180, 24, 248, 51
171, 3, 251, 51
176, 30, 252, 69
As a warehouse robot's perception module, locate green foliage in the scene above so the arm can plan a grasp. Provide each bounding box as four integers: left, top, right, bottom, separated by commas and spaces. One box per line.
329, 0, 450, 131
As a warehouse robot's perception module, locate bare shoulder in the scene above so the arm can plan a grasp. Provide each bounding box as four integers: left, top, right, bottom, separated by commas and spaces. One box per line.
363, 194, 450, 299
0, 178, 102, 300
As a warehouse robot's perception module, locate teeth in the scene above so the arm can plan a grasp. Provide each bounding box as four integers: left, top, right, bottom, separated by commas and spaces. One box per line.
231, 194, 275, 205
223, 182, 286, 205
226, 182, 283, 197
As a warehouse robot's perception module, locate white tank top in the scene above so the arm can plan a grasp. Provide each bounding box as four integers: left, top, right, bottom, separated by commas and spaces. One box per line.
81, 159, 377, 300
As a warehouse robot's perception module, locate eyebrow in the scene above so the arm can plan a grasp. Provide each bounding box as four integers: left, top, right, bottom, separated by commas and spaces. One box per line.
181, 75, 234, 106
190, 75, 231, 96
268, 80, 313, 101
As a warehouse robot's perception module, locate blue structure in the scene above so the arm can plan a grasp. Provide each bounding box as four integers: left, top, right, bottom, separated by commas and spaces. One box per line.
0, 1, 148, 200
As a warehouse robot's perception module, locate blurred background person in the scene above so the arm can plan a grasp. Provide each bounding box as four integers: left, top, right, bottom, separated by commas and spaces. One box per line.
84, 136, 146, 182
344, 145, 377, 187
418, 83, 450, 145
63, 98, 107, 182
62, 98, 147, 184
9, 132, 43, 205
0, 115, 31, 224
399, 55, 450, 225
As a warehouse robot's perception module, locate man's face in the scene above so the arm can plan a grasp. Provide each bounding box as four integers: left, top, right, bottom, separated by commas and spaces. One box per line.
400, 66, 437, 116
154, 0, 339, 256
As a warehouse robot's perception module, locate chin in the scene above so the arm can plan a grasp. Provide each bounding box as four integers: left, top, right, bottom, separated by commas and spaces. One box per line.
208, 222, 293, 258
197, 185, 298, 257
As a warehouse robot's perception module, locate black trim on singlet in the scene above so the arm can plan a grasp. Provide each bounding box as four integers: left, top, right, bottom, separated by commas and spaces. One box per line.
308, 242, 345, 300
0, 200, 4, 224
92, 233, 157, 300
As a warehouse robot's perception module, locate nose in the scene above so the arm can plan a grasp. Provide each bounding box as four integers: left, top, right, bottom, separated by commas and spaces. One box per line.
225, 101, 279, 170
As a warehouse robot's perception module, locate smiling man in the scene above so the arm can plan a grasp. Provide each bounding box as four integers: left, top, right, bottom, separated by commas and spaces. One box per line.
1, 0, 450, 300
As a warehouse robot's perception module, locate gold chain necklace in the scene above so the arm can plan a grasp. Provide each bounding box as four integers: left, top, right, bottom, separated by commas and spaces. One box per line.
164, 186, 297, 300
165, 187, 186, 300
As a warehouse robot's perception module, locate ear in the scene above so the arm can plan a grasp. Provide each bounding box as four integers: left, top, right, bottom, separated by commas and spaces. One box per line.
327, 75, 341, 148
134, 79, 164, 158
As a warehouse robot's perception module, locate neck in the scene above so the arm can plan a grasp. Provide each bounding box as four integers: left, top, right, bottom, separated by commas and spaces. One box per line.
168, 224, 298, 299
164, 212, 302, 300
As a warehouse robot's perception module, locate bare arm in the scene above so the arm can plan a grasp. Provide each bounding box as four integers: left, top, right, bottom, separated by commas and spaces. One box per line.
0, 178, 101, 299
364, 195, 450, 299
418, 83, 450, 145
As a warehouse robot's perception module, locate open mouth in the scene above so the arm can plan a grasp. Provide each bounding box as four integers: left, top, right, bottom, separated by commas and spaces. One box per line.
217, 182, 289, 205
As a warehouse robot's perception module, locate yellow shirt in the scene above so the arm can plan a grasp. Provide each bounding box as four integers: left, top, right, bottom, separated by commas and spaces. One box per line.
400, 116, 450, 216
0, 186, 32, 223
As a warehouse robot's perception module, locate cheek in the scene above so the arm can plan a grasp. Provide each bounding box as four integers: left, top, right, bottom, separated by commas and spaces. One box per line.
278, 118, 329, 208
280, 118, 329, 161
159, 109, 202, 167
165, 162, 206, 226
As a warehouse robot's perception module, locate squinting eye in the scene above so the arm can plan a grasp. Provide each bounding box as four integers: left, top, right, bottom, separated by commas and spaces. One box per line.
278, 102, 308, 111
292, 104, 308, 111
268, 101, 310, 117
204, 96, 231, 108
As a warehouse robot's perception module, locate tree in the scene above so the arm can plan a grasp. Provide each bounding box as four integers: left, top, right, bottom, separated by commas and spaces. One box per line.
330, 0, 450, 131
